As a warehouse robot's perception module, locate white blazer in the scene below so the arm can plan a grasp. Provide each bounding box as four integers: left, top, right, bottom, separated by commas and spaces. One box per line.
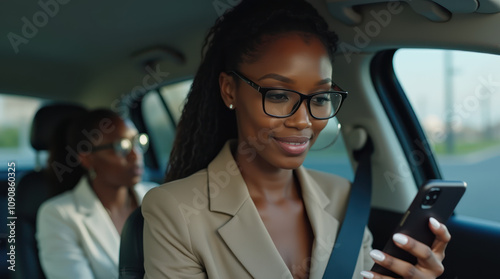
36, 178, 156, 279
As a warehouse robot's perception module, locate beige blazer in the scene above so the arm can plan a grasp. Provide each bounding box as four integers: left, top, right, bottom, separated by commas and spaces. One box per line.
37, 178, 156, 279
143, 141, 373, 279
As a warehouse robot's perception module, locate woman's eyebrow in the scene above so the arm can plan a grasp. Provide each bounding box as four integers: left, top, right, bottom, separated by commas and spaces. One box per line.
258, 73, 294, 83
316, 78, 332, 85
258, 73, 332, 86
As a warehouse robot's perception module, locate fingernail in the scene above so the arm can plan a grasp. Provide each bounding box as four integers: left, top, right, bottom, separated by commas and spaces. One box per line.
430, 217, 441, 229
360, 270, 374, 279
370, 249, 385, 262
393, 233, 408, 245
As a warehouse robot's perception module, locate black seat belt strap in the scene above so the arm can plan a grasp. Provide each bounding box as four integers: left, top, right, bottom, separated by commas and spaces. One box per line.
322, 137, 373, 279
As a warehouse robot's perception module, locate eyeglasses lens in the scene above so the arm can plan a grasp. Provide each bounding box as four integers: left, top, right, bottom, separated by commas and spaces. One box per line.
114, 134, 149, 157
264, 90, 342, 119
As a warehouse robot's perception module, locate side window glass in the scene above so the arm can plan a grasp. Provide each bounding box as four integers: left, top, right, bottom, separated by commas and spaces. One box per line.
304, 118, 353, 181
394, 49, 500, 222
142, 92, 176, 174
142, 80, 191, 173
143, 79, 352, 181
160, 80, 192, 123
0, 95, 46, 170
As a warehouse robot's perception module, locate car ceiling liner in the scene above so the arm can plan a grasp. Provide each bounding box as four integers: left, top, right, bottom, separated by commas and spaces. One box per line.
131, 46, 186, 74
326, 0, 500, 25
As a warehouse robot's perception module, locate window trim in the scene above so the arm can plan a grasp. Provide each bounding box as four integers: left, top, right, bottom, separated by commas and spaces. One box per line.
129, 92, 161, 170
370, 49, 442, 187
128, 77, 192, 174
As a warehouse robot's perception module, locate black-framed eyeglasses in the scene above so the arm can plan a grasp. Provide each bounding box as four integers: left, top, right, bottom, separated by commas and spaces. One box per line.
92, 133, 149, 157
230, 71, 348, 120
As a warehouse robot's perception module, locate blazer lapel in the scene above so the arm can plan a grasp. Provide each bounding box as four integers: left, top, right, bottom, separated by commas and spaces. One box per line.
73, 179, 120, 266
209, 142, 291, 278
295, 167, 340, 279
217, 200, 291, 278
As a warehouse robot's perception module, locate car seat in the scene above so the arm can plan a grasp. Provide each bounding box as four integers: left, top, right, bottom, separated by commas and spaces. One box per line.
119, 206, 145, 279
14, 103, 87, 279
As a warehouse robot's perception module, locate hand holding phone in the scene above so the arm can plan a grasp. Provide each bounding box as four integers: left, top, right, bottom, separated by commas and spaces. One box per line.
370, 179, 467, 277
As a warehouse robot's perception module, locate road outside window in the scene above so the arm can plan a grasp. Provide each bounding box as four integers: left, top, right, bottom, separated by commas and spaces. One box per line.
394, 49, 500, 223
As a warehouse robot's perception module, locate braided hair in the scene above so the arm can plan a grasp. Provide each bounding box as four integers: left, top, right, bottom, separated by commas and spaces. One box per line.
165, 0, 339, 182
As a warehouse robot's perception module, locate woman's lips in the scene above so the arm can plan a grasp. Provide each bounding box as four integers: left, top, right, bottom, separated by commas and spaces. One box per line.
273, 136, 310, 155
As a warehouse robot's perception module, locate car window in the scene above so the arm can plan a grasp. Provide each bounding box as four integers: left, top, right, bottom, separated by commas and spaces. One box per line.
394, 49, 500, 223
142, 91, 176, 174
160, 80, 192, 123
142, 80, 192, 173
142, 80, 353, 181
304, 118, 353, 181
0, 94, 47, 171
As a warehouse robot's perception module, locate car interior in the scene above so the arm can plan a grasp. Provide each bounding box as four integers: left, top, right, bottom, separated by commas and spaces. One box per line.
1, 0, 500, 278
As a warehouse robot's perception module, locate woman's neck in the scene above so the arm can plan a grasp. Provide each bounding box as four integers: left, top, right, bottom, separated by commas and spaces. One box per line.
90, 178, 138, 234
235, 152, 300, 203
91, 178, 135, 212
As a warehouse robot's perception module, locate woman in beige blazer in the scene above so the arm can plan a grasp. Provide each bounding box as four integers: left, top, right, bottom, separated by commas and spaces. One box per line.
143, 1, 451, 278
37, 109, 156, 279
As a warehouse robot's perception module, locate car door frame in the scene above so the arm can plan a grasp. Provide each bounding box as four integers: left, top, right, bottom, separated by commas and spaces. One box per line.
368, 49, 500, 278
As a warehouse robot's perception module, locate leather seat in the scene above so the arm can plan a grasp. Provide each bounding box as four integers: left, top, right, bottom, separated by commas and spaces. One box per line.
119, 206, 145, 279
14, 103, 87, 279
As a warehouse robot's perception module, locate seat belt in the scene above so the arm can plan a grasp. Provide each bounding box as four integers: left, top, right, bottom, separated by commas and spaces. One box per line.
322, 133, 373, 279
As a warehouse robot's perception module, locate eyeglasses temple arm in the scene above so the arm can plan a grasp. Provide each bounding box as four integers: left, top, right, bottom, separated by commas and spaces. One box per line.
230, 71, 261, 91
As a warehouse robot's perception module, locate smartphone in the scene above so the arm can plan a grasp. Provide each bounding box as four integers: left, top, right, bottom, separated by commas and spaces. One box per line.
371, 179, 467, 277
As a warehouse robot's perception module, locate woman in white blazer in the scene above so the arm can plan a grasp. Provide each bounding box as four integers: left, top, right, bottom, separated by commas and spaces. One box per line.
142, 1, 452, 278
37, 109, 156, 279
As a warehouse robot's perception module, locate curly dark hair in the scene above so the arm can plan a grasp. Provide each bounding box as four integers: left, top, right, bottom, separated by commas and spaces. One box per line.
165, 0, 339, 182
46, 108, 123, 195
45, 116, 87, 197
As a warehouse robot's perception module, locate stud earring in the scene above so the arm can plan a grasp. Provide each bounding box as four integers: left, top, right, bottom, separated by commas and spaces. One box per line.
229, 104, 234, 110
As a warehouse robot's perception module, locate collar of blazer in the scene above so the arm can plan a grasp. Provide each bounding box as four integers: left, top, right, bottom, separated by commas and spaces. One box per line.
72, 178, 154, 267
208, 140, 340, 279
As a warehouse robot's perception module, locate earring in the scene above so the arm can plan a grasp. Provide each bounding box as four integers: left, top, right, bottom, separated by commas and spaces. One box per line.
229, 104, 234, 110
88, 168, 97, 181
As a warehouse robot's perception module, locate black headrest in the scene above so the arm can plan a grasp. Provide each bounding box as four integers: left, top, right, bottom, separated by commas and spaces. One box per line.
30, 103, 87, 151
